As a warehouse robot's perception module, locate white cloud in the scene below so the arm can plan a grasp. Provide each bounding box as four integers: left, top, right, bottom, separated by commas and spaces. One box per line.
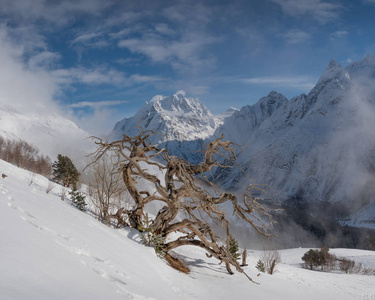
186, 85, 210, 95
71, 106, 120, 137
330, 30, 349, 40
0, 0, 112, 25
271, 0, 342, 24
241, 76, 315, 89
28, 51, 61, 69
71, 32, 101, 45
53, 67, 127, 86
0, 28, 60, 113
114, 2, 219, 74
118, 33, 218, 73
283, 29, 311, 44
174, 90, 186, 96
128, 74, 165, 84
69, 100, 128, 109
154, 23, 175, 36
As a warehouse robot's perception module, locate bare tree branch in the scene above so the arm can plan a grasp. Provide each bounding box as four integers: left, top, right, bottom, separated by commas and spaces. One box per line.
86, 129, 280, 282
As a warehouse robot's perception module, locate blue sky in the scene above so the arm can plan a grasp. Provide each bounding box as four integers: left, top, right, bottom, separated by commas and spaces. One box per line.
0, 0, 375, 134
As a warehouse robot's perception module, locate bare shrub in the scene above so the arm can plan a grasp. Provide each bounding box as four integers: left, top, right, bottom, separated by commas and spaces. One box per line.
60, 186, 67, 201
85, 153, 129, 226
339, 258, 355, 274
27, 172, 36, 186
45, 181, 55, 194
326, 253, 337, 271
362, 267, 375, 276
262, 250, 281, 275
0, 137, 52, 176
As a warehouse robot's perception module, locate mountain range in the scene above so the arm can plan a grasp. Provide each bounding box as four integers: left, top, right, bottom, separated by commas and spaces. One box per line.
112, 55, 375, 231
1, 55, 374, 242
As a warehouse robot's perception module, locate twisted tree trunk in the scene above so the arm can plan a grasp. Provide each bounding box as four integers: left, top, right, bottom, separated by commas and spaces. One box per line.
86, 130, 280, 282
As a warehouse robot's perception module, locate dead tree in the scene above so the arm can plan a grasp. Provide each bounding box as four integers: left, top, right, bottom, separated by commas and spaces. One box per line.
85, 153, 130, 226
241, 249, 248, 267
87, 130, 279, 283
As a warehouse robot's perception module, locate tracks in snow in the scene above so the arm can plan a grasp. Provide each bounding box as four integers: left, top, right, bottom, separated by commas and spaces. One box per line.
0, 181, 135, 298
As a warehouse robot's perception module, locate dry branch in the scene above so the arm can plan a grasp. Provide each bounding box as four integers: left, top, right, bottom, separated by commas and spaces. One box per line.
86, 130, 280, 282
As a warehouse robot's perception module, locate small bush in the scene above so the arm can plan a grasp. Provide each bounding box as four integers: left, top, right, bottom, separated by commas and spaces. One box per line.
69, 185, 87, 211
339, 258, 355, 274
139, 213, 166, 257
302, 248, 375, 275
262, 250, 280, 275
302, 249, 320, 270
228, 235, 241, 261
255, 259, 265, 273
45, 181, 54, 194
302, 247, 333, 270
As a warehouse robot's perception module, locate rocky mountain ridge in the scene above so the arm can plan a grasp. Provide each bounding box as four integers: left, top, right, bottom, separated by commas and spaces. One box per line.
111, 55, 375, 229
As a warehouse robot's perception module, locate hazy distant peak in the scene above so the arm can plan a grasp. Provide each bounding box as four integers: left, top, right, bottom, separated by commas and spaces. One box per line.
317, 58, 349, 85
364, 53, 375, 62
345, 53, 375, 76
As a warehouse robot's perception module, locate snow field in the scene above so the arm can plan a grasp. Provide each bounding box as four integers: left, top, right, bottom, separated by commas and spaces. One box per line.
1, 159, 374, 300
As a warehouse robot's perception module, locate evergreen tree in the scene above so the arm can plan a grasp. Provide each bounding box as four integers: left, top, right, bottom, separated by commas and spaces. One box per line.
228, 235, 241, 260
302, 247, 332, 271
302, 249, 320, 270
255, 259, 265, 273
139, 213, 166, 257
52, 154, 80, 188
69, 185, 87, 211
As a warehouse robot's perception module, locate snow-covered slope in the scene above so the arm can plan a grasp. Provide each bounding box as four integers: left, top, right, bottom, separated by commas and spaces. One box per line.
1, 158, 374, 299
111, 92, 226, 144
0, 104, 92, 163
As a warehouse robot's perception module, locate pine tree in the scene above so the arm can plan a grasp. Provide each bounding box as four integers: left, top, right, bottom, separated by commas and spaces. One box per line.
302, 249, 320, 270
228, 235, 241, 260
139, 213, 166, 257
69, 185, 87, 211
52, 154, 80, 188
255, 259, 265, 273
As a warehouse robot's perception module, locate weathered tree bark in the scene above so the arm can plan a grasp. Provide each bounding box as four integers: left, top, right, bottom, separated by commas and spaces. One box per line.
86, 129, 280, 283
241, 249, 248, 267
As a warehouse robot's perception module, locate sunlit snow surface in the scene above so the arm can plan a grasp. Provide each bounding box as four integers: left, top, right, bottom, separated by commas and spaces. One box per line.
1, 159, 375, 300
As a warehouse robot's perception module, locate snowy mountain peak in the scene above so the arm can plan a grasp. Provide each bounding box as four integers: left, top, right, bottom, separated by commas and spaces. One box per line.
258, 91, 288, 113
149, 94, 212, 118
212, 91, 288, 145
317, 58, 350, 85
111, 93, 219, 143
